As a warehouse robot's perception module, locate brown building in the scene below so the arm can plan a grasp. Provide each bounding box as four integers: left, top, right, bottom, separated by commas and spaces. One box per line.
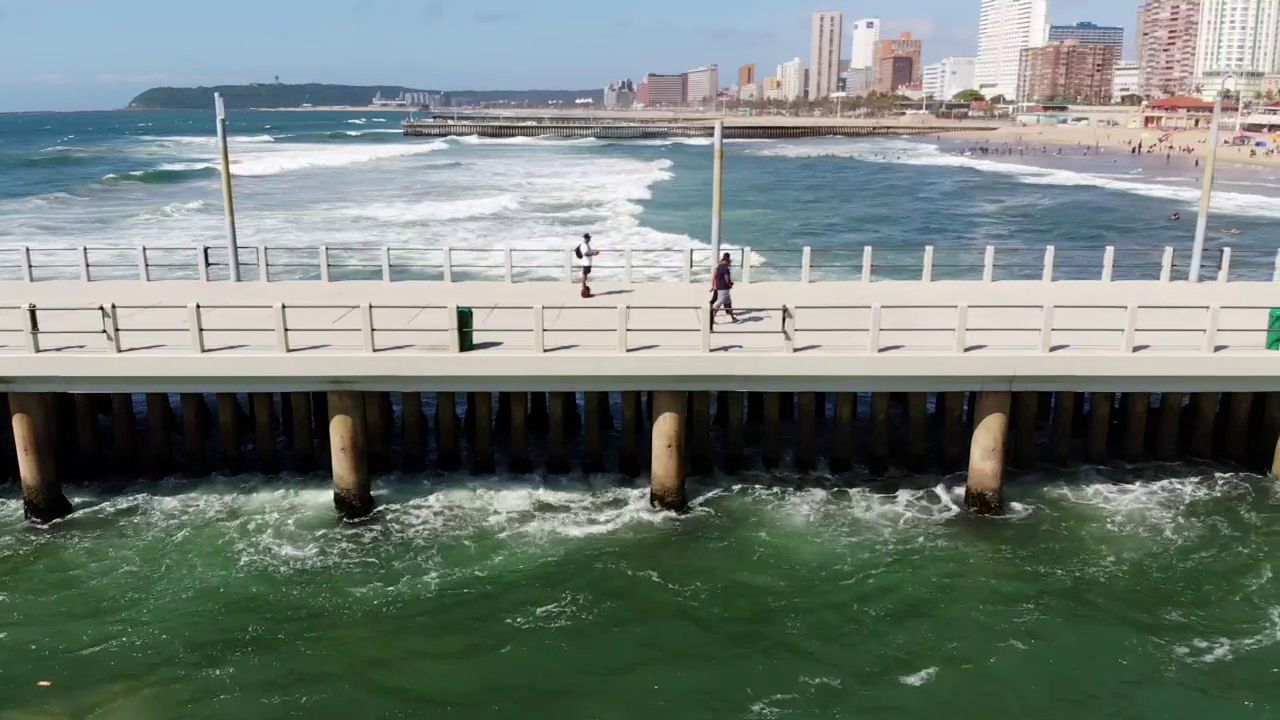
738, 64, 756, 86
1018, 40, 1119, 105
1137, 0, 1201, 98
873, 32, 923, 93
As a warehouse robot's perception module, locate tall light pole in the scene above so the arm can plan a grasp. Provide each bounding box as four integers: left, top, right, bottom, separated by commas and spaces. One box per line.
710, 120, 725, 267
214, 93, 241, 282
1189, 75, 1232, 282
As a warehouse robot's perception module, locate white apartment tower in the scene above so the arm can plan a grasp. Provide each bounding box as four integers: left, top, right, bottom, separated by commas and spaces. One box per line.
850, 18, 881, 70
810, 11, 845, 100
778, 58, 807, 101
975, 0, 1050, 100
1192, 0, 1280, 99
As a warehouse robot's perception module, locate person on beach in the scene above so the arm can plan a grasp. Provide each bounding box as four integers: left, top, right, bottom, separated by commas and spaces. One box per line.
710, 253, 737, 326
575, 233, 599, 298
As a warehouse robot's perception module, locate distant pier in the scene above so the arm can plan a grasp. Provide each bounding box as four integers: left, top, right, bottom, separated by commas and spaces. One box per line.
402, 122, 990, 140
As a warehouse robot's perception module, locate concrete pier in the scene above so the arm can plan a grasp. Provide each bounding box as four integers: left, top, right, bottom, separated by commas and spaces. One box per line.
8, 393, 72, 522
966, 391, 1011, 515
328, 391, 372, 519
650, 391, 687, 512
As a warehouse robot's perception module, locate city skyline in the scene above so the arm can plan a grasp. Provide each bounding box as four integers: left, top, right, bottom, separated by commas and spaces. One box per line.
1, 0, 1140, 112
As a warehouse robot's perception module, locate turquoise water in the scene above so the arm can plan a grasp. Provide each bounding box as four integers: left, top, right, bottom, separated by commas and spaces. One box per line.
3, 112, 1280, 717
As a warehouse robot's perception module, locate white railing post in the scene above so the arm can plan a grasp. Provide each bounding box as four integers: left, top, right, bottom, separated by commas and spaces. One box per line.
21, 304, 39, 354
742, 247, 753, 284
1042, 245, 1056, 283
783, 305, 795, 353
319, 245, 331, 282
76, 245, 91, 282
1160, 247, 1174, 282
1203, 304, 1221, 354
274, 302, 289, 353
868, 303, 882, 354
504, 248, 514, 283
106, 303, 122, 353
188, 302, 205, 354
565, 249, 574, 283
442, 247, 453, 283
862, 246, 873, 283
1122, 304, 1138, 353
1102, 246, 1116, 282
361, 302, 375, 353
1217, 247, 1232, 283
922, 246, 935, 282
446, 304, 460, 353
196, 245, 208, 282
138, 247, 150, 282
700, 306, 712, 353
533, 305, 545, 353
382, 246, 393, 283
20, 246, 33, 283
801, 246, 813, 283
683, 249, 693, 285
954, 303, 968, 354
624, 250, 634, 284
259, 246, 270, 283
982, 246, 995, 283
617, 305, 628, 354
1039, 304, 1055, 354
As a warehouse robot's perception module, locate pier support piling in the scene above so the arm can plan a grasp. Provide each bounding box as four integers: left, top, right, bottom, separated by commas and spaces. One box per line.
619, 391, 642, 477
1224, 392, 1254, 465
906, 392, 929, 472
181, 394, 208, 476
401, 392, 426, 472
1156, 393, 1184, 462
216, 394, 242, 472
584, 392, 607, 474
146, 393, 173, 476
469, 392, 495, 475
289, 392, 315, 472
724, 391, 745, 474
831, 393, 855, 474
73, 393, 100, 477
1122, 393, 1150, 463
508, 392, 531, 474
1267, 393, 1280, 478
1191, 393, 1220, 460
9, 393, 72, 523
689, 392, 713, 476
328, 391, 371, 519
942, 392, 967, 470
1087, 392, 1114, 465
435, 392, 461, 472
869, 393, 891, 474
966, 391, 1011, 515
364, 392, 391, 474
1051, 392, 1077, 468
252, 393, 278, 473
762, 392, 781, 469
1010, 392, 1038, 469
796, 392, 817, 472
547, 392, 571, 475
650, 391, 687, 512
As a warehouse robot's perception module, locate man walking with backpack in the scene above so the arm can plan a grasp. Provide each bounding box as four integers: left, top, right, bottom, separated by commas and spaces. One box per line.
711, 252, 737, 325
575, 233, 600, 298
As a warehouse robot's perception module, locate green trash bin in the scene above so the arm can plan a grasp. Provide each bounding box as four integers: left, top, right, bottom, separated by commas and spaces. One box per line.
1268, 309, 1280, 351
457, 307, 474, 352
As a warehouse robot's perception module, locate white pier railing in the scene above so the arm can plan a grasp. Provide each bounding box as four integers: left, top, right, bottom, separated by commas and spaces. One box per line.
0, 244, 1277, 284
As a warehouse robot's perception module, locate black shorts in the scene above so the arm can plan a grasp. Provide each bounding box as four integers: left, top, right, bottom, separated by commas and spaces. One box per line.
582, 266, 592, 277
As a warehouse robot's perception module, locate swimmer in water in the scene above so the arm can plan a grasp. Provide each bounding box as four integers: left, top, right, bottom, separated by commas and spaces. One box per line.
1169, 212, 1182, 221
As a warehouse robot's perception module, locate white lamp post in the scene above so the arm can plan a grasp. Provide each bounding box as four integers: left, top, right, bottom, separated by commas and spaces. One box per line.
1189, 74, 1234, 282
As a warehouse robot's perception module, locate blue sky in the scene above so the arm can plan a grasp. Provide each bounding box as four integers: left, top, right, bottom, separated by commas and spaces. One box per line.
1, 0, 1138, 111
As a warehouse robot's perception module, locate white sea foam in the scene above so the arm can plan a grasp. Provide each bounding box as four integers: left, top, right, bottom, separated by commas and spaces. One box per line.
1045, 473, 1255, 539
755, 140, 1280, 219
345, 119, 367, 125
899, 667, 938, 686
343, 195, 522, 222
1174, 607, 1280, 664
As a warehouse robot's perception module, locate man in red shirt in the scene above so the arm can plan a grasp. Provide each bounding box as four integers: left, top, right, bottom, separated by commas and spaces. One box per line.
710, 252, 737, 325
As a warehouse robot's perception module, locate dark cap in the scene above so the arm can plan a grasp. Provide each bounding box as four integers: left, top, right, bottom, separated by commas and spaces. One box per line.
721, 252, 732, 261
583, 233, 592, 241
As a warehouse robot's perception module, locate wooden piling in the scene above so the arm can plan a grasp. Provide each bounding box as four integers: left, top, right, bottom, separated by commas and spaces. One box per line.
906, 392, 929, 472
966, 391, 1011, 515
619, 391, 642, 477
216, 393, 242, 472
435, 392, 461, 472
869, 393, 891, 474
1267, 393, 1280, 478
73, 393, 100, 477
584, 391, 607, 474
650, 391, 687, 511
830, 393, 855, 473
146, 393, 173, 476
690, 392, 713, 475
181, 394, 208, 476
328, 391, 371, 519
1050, 392, 1077, 467
1155, 392, 1184, 462
724, 391, 745, 474
252, 393, 278, 473
1010, 392, 1038, 469
796, 392, 817, 472
1224, 392, 1254, 465
508, 392, 531, 473
528, 392, 549, 433
470, 392, 495, 475
941, 392, 967, 470
289, 392, 315, 472
547, 392, 571, 474
401, 392, 427, 472
1190, 392, 1219, 460
9, 393, 72, 523
1122, 393, 1150, 463
1086, 392, 1113, 465
364, 392, 391, 474
762, 392, 781, 469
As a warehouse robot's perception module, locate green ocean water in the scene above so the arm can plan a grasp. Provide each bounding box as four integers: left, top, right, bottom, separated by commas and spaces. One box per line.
1, 470, 1277, 718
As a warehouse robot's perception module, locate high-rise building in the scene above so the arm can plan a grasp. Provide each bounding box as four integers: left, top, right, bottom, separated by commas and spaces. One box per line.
763, 77, 786, 101
850, 18, 881, 70
923, 56, 978, 100
1019, 40, 1120, 104
810, 11, 845, 100
1138, 0, 1202, 98
644, 73, 686, 106
778, 58, 807, 101
604, 79, 637, 109
1048, 21, 1126, 51
1112, 61, 1142, 100
739, 64, 757, 86
1192, 0, 1280, 100
874, 32, 923, 93
685, 65, 720, 105
976, 0, 1050, 100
